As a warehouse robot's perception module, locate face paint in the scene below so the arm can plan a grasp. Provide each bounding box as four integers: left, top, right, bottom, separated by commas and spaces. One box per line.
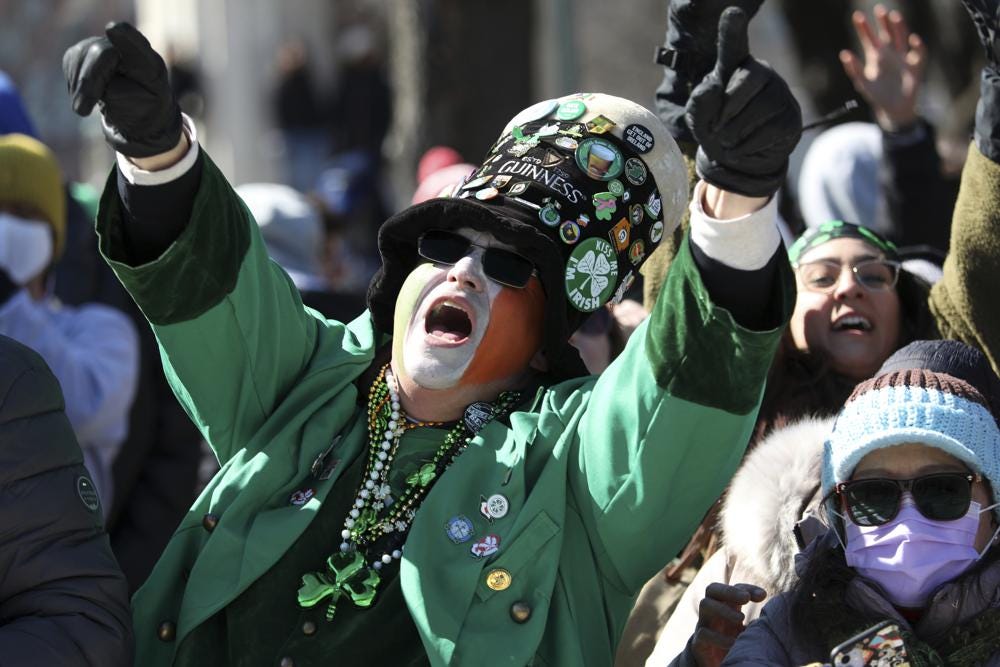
392, 263, 438, 379
394, 257, 500, 390
460, 276, 545, 386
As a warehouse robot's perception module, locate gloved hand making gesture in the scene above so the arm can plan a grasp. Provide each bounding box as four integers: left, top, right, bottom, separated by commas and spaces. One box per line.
959, 0, 1000, 162
685, 7, 802, 198
63, 22, 183, 159
655, 0, 764, 143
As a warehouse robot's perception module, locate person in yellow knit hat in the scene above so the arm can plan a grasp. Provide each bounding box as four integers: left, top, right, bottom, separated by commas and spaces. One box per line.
0, 132, 139, 513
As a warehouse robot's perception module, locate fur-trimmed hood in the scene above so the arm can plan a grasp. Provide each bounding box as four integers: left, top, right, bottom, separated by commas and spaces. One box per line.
719, 416, 834, 595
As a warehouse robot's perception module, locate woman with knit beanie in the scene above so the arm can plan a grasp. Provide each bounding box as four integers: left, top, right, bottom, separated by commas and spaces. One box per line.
723, 361, 1000, 665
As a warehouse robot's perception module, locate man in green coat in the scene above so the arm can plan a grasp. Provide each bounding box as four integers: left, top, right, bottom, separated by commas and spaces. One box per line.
63, 10, 797, 666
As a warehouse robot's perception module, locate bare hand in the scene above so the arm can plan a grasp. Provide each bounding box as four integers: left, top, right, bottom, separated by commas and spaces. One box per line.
691, 582, 767, 667
839, 4, 927, 132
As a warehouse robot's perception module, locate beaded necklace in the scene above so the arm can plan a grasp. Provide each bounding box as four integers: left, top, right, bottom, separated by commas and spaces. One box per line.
297, 363, 520, 620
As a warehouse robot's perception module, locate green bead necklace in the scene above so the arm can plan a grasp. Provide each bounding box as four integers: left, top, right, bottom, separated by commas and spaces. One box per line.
297, 363, 519, 620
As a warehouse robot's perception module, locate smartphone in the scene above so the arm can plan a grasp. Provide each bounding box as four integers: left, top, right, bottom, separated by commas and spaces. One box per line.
829, 620, 910, 667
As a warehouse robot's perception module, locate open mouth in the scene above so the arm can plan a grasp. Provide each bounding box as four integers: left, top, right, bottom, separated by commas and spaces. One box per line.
424, 299, 474, 344
832, 314, 873, 333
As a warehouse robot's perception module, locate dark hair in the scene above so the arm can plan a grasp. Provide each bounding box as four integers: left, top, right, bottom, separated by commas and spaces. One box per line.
895, 269, 935, 350
753, 337, 856, 441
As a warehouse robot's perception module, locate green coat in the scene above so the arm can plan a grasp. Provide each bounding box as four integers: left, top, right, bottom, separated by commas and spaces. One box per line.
96, 153, 792, 666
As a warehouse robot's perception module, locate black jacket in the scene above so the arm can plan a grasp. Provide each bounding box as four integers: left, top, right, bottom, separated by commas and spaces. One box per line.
54, 186, 203, 593
0, 334, 133, 666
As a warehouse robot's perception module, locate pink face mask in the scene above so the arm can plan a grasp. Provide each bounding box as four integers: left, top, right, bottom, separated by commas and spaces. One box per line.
843, 498, 1000, 608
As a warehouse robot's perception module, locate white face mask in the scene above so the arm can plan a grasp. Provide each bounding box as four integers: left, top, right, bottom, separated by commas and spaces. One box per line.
0, 212, 53, 286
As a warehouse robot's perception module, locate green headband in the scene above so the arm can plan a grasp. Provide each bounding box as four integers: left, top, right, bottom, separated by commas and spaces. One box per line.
787, 220, 898, 265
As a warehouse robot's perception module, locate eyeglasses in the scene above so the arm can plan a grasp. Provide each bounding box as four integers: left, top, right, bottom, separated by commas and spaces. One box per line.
795, 258, 901, 294
417, 229, 536, 288
836, 472, 980, 526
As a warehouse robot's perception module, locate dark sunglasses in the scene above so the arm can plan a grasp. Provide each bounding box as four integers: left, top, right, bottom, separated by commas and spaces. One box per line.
417, 229, 536, 288
837, 472, 980, 527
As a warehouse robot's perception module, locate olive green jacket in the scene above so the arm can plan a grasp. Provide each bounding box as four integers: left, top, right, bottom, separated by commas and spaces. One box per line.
927, 143, 1000, 373
96, 152, 792, 666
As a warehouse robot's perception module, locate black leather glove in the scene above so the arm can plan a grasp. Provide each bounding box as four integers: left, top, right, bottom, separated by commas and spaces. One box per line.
685, 7, 802, 197
960, 0, 1000, 162
655, 0, 764, 143
63, 22, 182, 158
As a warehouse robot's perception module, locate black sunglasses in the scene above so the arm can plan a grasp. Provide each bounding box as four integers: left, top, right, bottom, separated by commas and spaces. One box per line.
837, 472, 980, 527
417, 229, 536, 288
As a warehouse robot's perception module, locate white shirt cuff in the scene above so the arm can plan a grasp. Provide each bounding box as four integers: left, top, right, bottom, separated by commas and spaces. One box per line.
115, 113, 200, 186
688, 180, 781, 271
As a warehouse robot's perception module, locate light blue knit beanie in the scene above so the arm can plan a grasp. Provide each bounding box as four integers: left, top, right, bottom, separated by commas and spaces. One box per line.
823, 369, 1000, 522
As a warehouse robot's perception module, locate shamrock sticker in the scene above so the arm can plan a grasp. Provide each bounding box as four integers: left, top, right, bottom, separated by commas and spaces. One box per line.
512, 126, 539, 146
564, 238, 619, 312
537, 122, 560, 137
592, 192, 617, 221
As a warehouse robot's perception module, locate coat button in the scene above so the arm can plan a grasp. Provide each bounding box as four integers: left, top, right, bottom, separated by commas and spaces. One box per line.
510, 601, 532, 623
202, 513, 219, 532
302, 621, 317, 636
485, 568, 512, 591
157, 621, 176, 641
279, 658, 294, 667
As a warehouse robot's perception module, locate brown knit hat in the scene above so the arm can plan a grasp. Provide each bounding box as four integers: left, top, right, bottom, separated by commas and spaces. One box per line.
0, 133, 66, 259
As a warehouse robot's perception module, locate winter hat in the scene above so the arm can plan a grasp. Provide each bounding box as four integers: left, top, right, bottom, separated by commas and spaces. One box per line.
797, 122, 889, 237
0, 70, 38, 138
878, 340, 1000, 423
368, 92, 688, 379
823, 368, 1000, 521
235, 182, 325, 291
416, 146, 464, 184
411, 162, 476, 205
0, 133, 65, 258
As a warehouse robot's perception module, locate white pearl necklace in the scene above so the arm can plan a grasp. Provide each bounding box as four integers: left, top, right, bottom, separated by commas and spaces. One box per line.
339, 367, 408, 571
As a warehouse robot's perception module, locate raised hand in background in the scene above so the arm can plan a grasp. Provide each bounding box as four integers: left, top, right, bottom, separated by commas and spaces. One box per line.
839, 4, 927, 132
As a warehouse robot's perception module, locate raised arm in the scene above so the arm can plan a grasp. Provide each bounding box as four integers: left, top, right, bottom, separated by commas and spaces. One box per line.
929, 1, 1000, 374
645, 0, 766, 307
571, 7, 799, 592
63, 24, 369, 464
839, 4, 954, 253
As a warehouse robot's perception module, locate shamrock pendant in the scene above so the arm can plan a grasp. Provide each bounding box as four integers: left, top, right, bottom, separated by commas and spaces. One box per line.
405, 462, 436, 489
297, 550, 381, 621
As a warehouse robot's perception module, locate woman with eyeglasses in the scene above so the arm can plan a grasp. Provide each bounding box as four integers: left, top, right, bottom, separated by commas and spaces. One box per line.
723, 362, 1000, 665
